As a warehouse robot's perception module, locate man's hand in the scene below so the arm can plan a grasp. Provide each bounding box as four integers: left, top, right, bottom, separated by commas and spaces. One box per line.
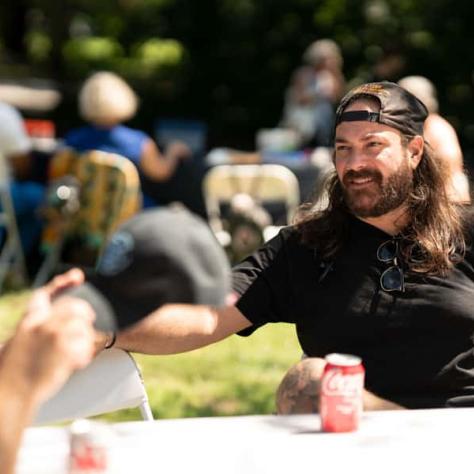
0, 269, 96, 405
0, 269, 98, 474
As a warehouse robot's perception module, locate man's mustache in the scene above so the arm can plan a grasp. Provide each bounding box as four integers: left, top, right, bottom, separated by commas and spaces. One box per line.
343, 169, 383, 187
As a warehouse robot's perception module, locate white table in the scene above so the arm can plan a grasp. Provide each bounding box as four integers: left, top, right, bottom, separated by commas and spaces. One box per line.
17, 408, 473, 473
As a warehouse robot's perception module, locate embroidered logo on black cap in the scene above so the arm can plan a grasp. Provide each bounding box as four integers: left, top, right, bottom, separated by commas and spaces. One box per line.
352, 83, 389, 97
96, 231, 135, 276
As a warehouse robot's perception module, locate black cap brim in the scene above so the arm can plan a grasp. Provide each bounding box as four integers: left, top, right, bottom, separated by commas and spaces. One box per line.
63, 282, 119, 332
63, 279, 166, 332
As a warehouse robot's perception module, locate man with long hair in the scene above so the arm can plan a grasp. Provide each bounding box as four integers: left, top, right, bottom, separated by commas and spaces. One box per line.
85, 82, 474, 412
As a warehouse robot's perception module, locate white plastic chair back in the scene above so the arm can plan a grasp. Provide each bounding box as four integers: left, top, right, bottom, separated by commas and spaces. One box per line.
0, 154, 27, 292
203, 164, 300, 237
33, 348, 153, 425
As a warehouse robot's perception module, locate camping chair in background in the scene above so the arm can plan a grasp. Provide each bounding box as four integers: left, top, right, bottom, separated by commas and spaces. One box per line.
47, 146, 80, 181
0, 155, 28, 292
33, 149, 142, 287
33, 348, 153, 425
202, 164, 300, 262
32, 148, 81, 287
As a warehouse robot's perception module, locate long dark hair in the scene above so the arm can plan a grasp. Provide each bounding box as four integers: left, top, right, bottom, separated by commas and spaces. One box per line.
295, 140, 468, 275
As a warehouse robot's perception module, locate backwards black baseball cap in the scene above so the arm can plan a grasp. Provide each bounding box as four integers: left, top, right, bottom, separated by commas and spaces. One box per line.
65, 206, 231, 332
335, 81, 429, 137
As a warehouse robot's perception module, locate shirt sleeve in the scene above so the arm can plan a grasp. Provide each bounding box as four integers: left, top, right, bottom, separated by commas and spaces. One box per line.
232, 229, 295, 336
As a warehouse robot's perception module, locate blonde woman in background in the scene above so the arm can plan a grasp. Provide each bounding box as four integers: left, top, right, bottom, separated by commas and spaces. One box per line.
398, 75, 470, 203
64, 71, 191, 207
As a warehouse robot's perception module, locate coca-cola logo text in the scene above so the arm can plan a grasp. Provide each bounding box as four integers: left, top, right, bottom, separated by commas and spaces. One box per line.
322, 371, 364, 397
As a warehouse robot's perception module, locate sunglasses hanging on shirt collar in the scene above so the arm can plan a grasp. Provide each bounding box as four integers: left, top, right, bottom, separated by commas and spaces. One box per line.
377, 239, 405, 293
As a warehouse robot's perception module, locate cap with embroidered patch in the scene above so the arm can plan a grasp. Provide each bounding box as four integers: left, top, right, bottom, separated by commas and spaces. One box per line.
65, 207, 231, 332
335, 81, 429, 137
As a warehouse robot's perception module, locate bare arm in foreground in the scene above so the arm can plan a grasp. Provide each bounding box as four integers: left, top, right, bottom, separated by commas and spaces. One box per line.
0, 270, 96, 474
114, 303, 252, 354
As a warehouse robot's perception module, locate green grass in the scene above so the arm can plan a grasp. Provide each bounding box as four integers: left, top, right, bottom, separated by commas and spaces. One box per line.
0, 291, 31, 339
0, 291, 301, 422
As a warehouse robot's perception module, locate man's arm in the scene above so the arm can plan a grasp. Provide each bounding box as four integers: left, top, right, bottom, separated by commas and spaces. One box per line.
0, 270, 96, 474
113, 303, 252, 355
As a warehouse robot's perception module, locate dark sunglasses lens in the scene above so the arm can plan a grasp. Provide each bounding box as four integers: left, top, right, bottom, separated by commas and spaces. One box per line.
377, 241, 397, 262
381, 266, 404, 292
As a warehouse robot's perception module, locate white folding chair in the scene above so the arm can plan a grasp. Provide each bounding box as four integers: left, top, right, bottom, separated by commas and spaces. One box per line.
202, 164, 300, 244
0, 155, 27, 292
33, 348, 153, 425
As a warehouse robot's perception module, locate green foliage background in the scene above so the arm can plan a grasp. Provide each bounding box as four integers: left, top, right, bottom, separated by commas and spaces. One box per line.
0, 0, 473, 156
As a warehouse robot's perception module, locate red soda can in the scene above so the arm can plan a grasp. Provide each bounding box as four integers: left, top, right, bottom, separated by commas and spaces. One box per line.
320, 353, 365, 432
69, 419, 109, 473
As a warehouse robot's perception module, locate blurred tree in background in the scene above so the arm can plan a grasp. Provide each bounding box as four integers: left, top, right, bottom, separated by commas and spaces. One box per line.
0, 0, 473, 157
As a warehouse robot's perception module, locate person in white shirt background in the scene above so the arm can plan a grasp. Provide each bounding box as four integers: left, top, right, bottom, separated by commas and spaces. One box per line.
0, 101, 45, 272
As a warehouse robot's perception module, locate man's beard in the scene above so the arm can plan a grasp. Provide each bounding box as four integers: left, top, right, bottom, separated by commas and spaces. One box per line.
342, 160, 413, 218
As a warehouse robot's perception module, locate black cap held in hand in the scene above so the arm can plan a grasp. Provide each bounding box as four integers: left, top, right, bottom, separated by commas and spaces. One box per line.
67, 207, 231, 332
335, 81, 429, 137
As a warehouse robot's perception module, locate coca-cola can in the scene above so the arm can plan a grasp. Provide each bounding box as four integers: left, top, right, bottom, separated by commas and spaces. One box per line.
69, 419, 110, 473
320, 353, 365, 433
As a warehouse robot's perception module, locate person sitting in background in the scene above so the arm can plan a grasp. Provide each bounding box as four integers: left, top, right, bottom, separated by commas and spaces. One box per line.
280, 39, 346, 148
64, 71, 191, 208
0, 102, 45, 269
398, 75, 470, 203
0, 269, 96, 474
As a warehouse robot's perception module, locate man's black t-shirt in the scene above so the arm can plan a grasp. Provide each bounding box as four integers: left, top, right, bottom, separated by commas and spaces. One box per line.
232, 214, 474, 408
